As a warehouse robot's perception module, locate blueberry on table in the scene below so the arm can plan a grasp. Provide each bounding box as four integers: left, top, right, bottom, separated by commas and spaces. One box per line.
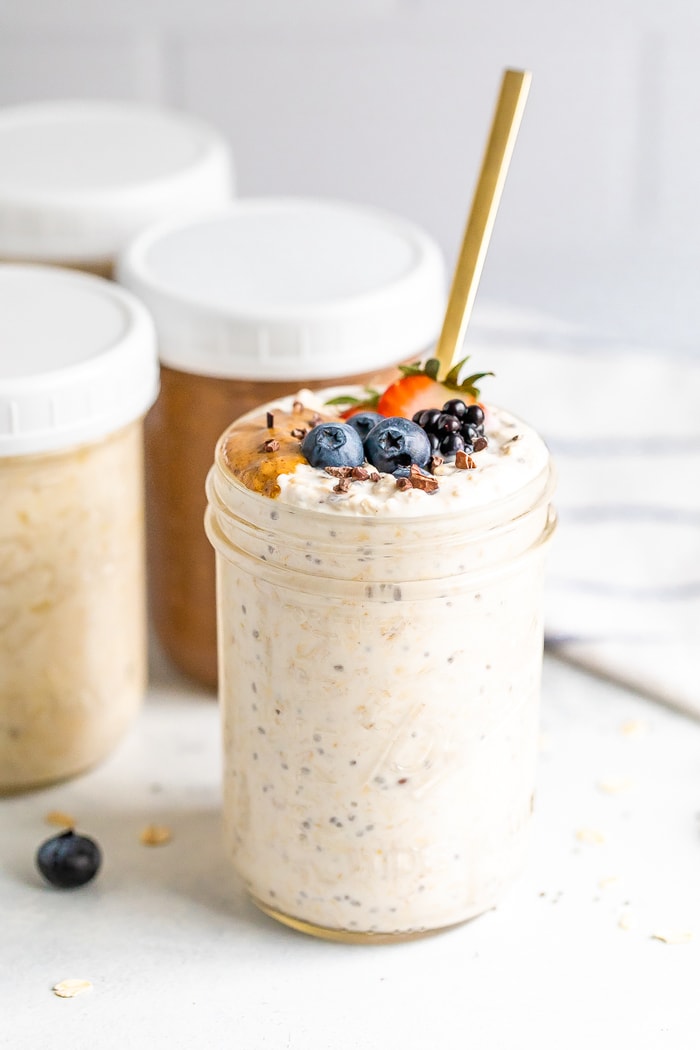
364, 417, 431, 474
345, 411, 384, 441
301, 422, 365, 469
36, 829, 102, 889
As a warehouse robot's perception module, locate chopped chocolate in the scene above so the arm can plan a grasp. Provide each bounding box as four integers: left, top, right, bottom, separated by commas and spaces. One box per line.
262, 438, 280, 453
292, 400, 305, 414
409, 464, 439, 493
429, 455, 444, 474
309, 412, 322, 426
333, 478, 351, 493
455, 450, 477, 470
351, 466, 370, 481
369, 472, 380, 483
395, 476, 412, 492
324, 466, 354, 478
473, 436, 488, 452
266, 411, 275, 429
290, 428, 307, 439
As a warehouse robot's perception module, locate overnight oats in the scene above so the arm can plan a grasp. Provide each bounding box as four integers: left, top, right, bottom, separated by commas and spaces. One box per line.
205, 361, 555, 941
0, 264, 158, 792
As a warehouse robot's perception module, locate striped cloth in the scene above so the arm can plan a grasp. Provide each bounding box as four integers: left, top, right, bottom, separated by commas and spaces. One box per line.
468, 305, 700, 719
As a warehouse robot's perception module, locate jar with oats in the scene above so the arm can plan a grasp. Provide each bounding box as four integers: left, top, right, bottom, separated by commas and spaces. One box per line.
0, 264, 159, 793
118, 198, 446, 688
0, 100, 233, 278
205, 390, 556, 942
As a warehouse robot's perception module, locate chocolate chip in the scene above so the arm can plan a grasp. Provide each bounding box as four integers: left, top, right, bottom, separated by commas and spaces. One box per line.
351, 466, 370, 481
333, 478, 351, 493
262, 438, 280, 453
395, 476, 412, 491
408, 464, 439, 492
473, 436, 488, 452
266, 411, 274, 429
455, 450, 477, 470
290, 428, 307, 439
324, 466, 353, 478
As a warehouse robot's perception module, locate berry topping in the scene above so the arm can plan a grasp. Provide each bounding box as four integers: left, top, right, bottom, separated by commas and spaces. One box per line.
364, 417, 431, 475
301, 422, 365, 470
345, 411, 384, 441
36, 829, 102, 889
377, 356, 492, 420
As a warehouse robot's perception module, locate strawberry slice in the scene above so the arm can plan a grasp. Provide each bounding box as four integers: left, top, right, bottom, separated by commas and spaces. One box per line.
326, 356, 493, 421
378, 356, 493, 420
377, 373, 450, 419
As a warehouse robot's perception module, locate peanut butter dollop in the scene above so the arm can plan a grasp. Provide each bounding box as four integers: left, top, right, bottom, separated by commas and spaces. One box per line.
221, 403, 338, 498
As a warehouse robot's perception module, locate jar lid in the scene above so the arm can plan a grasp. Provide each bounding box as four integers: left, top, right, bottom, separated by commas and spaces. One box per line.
0, 264, 159, 456
117, 198, 446, 380
0, 101, 234, 264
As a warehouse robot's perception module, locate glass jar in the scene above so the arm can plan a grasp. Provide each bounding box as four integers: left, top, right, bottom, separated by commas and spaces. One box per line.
205, 396, 556, 942
0, 100, 233, 277
0, 265, 158, 793
119, 199, 446, 688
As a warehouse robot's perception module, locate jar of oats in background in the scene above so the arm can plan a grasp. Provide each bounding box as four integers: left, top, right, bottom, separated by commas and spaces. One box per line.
0, 100, 233, 278
118, 199, 446, 688
0, 264, 159, 793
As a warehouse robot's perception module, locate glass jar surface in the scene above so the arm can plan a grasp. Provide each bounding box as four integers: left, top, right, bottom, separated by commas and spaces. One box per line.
205, 399, 556, 941
0, 422, 147, 792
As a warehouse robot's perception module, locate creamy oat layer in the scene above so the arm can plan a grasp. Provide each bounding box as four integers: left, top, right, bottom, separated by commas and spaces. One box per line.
220, 389, 550, 518
0, 423, 146, 791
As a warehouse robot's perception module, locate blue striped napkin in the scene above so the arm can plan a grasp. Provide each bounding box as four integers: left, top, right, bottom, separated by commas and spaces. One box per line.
468, 306, 700, 719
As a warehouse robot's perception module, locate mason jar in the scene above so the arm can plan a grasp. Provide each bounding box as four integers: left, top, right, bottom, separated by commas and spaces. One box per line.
205, 392, 556, 942
119, 199, 446, 688
0, 100, 233, 277
0, 264, 158, 793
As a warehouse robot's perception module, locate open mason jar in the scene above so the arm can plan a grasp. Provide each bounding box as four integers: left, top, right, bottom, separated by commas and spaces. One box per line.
205, 393, 556, 942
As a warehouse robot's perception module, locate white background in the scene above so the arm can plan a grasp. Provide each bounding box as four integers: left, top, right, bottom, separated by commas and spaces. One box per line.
1, 0, 699, 348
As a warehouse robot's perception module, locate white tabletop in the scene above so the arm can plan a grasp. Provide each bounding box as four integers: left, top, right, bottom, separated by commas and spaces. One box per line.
3, 649, 699, 1050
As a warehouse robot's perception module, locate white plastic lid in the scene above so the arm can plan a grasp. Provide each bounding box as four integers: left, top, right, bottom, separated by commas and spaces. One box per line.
0, 264, 159, 456
0, 101, 234, 264
117, 198, 446, 381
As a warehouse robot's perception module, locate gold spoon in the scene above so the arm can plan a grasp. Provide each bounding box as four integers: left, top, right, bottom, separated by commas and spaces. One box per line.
434, 68, 532, 378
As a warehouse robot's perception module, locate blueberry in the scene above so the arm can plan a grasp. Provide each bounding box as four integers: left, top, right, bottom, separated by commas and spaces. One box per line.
440, 433, 467, 456
464, 404, 484, 427
36, 830, 101, 889
364, 417, 431, 474
301, 422, 364, 469
442, 398, 469, 418
427, 432, 441, 454
346, 411, 384, 441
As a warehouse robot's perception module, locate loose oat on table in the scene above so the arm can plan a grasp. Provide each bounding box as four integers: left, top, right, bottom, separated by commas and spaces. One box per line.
53, 978, 92, 998
652, 930, 693, 945
575, 827, 606, 845
139, 823, 172, 846
596, 777, 635, 794
620, 719, 649, 738
44, 810, 76, 829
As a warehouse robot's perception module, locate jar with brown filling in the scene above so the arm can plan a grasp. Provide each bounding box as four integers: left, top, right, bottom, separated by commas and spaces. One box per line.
119, 199, 446, 688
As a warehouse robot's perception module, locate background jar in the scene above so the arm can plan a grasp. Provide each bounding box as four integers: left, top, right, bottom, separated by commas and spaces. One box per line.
0, 100, 233, 278
118, 198, 447, 688
205, 405, 556, 942
0, 264, 159, 793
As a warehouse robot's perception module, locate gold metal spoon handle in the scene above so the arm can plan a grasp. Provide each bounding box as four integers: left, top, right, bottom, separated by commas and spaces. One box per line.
434, 68, 532, 378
